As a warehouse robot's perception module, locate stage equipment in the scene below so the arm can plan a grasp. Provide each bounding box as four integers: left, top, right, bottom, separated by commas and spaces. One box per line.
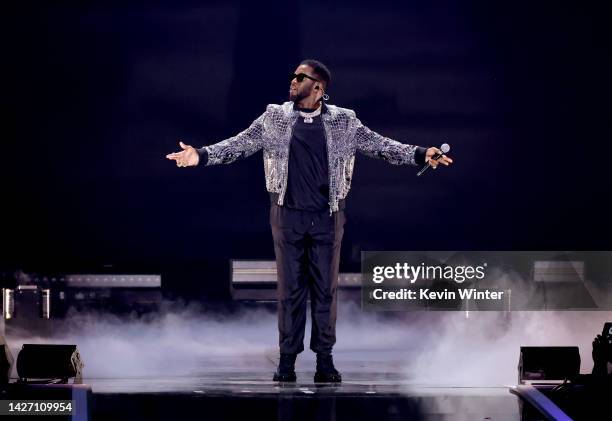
3, 273, 162, 325
230, 260, 361, 301
64, 274, 160, 288
533, 260, 584, 283
518, 346, 580, 384
527, 261, 596, 309
2, 288, 14, 319
417, 143, 450, 176
603, 322, 612, 348
16, 344, 84, 384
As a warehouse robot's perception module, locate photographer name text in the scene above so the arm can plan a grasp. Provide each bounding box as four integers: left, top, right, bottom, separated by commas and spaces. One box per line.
372, 288, 504, 301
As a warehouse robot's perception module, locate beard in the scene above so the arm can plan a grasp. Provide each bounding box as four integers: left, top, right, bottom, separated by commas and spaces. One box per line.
289, 87, 308, 102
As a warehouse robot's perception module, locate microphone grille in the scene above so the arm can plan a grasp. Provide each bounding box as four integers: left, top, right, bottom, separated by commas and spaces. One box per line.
440, 143, 450, 153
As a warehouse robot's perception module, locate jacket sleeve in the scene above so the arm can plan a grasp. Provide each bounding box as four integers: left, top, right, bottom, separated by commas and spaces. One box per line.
197, 111, 266, 166
353, 117, 427, 166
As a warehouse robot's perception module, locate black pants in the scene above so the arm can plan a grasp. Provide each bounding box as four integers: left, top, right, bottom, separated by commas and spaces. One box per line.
270, 204, 345, 355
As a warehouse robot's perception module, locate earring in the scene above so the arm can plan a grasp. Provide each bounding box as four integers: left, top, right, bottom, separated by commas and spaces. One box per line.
322, 93, 329, 101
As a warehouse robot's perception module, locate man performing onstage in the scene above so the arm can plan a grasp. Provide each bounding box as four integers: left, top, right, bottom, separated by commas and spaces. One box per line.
166, 59, 453, 383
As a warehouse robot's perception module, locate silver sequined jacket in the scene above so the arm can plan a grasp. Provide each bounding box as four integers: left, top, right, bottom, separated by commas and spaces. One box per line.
200, 101, 424, 212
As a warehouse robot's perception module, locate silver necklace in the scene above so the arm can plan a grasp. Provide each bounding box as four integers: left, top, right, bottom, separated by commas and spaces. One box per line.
298, 106, 322, 123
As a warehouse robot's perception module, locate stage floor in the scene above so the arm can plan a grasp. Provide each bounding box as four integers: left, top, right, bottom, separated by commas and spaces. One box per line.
90, 381, 520, 421
82, 356, 522, 421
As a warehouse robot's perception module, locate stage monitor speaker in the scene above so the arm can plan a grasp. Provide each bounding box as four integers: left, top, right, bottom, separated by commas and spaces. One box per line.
518, 346, 580, 384
16, 344, 84, 383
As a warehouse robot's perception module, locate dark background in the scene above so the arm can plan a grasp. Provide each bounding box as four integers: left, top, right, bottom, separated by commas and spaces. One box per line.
4, 0, 611, 300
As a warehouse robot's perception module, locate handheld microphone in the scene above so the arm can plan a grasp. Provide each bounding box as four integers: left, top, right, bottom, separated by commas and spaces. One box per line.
417, 143, 450, 177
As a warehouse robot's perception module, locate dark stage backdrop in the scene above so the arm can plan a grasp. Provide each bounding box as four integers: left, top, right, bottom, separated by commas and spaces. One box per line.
4, 0, 611, 299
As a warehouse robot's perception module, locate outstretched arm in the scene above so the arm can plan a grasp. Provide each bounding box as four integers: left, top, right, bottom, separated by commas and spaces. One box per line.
354, 118, 452, 168
166, 111, 266, 167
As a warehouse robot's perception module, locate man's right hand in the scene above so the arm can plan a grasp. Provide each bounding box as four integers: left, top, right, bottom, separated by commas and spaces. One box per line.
166, 141, 200, 167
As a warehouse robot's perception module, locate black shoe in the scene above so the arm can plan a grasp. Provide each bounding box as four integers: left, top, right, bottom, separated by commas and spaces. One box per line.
314, 353, 342, 383
273, 353, 297, 382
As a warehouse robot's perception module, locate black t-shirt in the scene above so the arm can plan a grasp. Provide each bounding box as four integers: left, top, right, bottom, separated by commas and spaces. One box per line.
284, 106, 329, 211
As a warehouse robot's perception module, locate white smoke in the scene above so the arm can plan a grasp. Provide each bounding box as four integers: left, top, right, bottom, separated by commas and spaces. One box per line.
5, 300, 610, 387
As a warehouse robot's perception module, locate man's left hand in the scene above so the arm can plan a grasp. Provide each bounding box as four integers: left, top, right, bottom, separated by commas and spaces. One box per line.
425, 147, 453, 169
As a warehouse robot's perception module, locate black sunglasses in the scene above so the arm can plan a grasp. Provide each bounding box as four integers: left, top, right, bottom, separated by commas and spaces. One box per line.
290, 73, 319, 83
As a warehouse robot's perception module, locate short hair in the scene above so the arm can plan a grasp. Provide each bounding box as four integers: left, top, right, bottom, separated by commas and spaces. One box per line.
300, 59, 331, 89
